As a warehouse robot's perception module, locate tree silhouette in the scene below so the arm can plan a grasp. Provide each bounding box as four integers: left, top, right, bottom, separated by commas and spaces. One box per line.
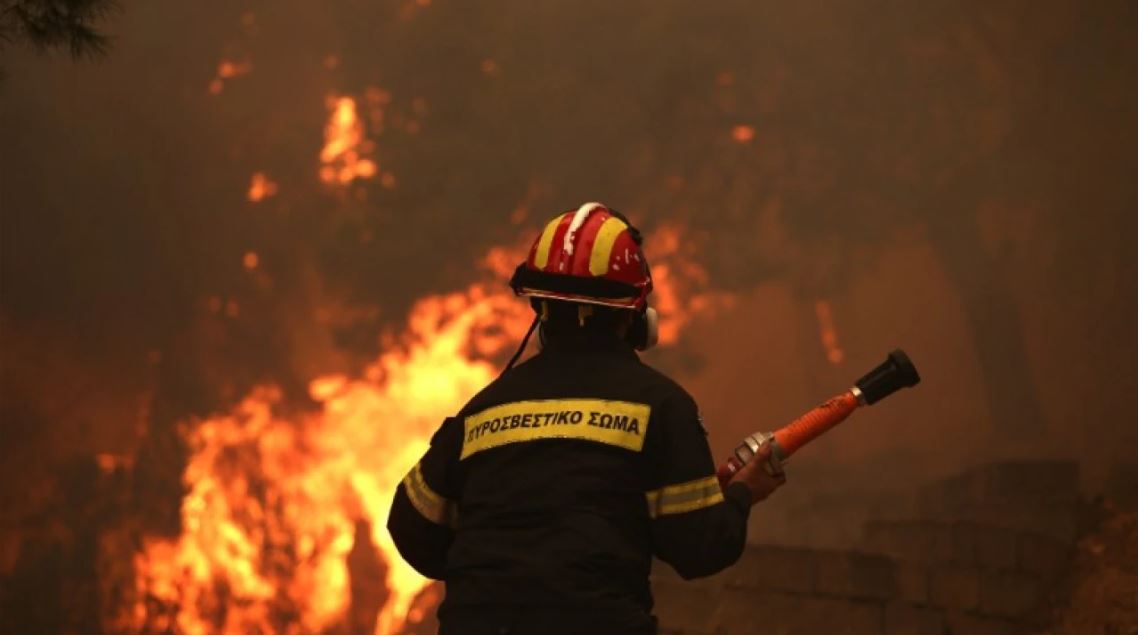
1, 0, 116, 57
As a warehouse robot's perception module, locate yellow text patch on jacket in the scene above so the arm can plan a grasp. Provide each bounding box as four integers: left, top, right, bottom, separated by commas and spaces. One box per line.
461, 398, 651, 459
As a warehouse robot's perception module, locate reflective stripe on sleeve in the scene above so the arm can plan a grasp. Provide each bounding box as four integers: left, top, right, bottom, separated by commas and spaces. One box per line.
402, 462, 456, 527
645, 475, 724, 519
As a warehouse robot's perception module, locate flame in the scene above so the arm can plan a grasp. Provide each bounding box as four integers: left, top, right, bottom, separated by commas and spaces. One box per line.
730, 124, 755, 143
209, 60, 253, 95
645, 224, 733, 345
247, 172, 279, 202
319, 96, 379, 186
133, 269, 532, 635
96, 452, 134, 473
242, 251, 260, 270
131, 227, 719, 634
814, 299, 844, 365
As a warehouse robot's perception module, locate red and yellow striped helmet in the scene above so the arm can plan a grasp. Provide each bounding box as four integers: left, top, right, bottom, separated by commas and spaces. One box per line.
509, 202, 653, 309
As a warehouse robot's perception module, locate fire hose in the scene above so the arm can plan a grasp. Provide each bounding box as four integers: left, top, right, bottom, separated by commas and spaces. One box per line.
716, 349, 922, 489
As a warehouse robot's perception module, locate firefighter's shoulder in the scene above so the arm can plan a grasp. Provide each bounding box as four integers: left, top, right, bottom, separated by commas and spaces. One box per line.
631, 360, 699, 413
454, 361, 529, 419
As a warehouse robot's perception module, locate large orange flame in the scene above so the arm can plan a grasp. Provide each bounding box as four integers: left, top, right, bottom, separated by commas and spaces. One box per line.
133, 275, 532, 634
131, 230, 720, 634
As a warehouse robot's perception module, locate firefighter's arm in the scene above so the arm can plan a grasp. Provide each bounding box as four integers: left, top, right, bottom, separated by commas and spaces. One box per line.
647, 393, 752, 580
387, 416, 462, 580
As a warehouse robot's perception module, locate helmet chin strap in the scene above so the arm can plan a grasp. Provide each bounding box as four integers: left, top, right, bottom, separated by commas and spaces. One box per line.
499, 314, 540, 378
502, 300, 657, 376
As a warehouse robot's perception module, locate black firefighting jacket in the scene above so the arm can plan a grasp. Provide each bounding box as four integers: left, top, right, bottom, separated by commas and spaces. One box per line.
387, 331, 752, 633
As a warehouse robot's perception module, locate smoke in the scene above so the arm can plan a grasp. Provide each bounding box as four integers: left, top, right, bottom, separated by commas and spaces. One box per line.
1, 0, 1136, 623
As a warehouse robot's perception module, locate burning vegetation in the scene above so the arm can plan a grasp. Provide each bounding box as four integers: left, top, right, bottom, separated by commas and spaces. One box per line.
130, 281, 531, 634
120, 240, 711, 632
102, 80, 717, 629
62, 68, 718, 628
1, 1, 1136, 634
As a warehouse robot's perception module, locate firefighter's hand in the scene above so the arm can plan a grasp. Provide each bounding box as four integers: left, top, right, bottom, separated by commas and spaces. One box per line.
728, 443, 787, 505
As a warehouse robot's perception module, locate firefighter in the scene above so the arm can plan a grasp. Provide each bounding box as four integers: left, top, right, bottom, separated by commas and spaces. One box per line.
388, 202, 787, 635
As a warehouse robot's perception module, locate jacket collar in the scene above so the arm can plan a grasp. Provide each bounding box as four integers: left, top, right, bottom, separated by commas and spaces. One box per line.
539, 329, 639, 361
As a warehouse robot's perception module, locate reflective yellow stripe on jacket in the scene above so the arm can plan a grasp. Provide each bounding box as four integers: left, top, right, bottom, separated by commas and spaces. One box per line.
402, 462, 456, 527
645, 475, 724, 519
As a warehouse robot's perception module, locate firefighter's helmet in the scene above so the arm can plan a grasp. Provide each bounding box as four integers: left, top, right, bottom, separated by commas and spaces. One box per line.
509, 202, 653, 310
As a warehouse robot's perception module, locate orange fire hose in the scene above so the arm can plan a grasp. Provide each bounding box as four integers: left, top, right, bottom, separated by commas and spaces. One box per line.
772, 391, 861, 457
716, 349, 920, 489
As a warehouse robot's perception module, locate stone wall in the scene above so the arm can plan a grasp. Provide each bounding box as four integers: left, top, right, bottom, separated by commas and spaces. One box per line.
653, 461, 1087, 635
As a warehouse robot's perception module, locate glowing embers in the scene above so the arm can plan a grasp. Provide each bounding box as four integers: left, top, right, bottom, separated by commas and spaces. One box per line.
731, 124, 756, 144
814, 299, 845, 365
247, 172, 278, 202
319, 96, 378, 186
209, 60, 253, 95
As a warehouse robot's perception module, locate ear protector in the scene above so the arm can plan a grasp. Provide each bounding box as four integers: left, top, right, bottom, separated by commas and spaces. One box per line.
628, 306, 659, 351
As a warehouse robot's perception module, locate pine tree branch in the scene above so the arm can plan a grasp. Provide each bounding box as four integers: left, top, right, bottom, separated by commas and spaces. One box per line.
0, 0, 119, 58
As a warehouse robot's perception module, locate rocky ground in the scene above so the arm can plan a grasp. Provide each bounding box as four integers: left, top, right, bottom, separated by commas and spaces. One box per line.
1042, 507, 1138, 635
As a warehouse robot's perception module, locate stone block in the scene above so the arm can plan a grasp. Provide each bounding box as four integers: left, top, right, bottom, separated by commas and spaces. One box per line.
972, 461, 1080, 506
918, 474, 975, 514
928, 567, 980, 611
724, 545, 816, 594
1015, 533, 1071, 579
1105, 460, 1138, 510
977, 572, 1042, 619
952, 523, 1017, 570
710, 589, 799, 635
945, 611, 1026, 635
862, 520, 954, 564
712, 590, 883, 635
815, 550, 898, 600
0, 532, 20, 576
920, 502, 1080, 543
917, 462, 1083, 541
653, 578, 719, 634
896, 564, 928, 605
884, 602, 945, 635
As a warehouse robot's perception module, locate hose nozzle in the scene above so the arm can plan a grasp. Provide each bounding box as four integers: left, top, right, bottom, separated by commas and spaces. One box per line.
717, 348, 921, 490
854, 349, 921, 405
